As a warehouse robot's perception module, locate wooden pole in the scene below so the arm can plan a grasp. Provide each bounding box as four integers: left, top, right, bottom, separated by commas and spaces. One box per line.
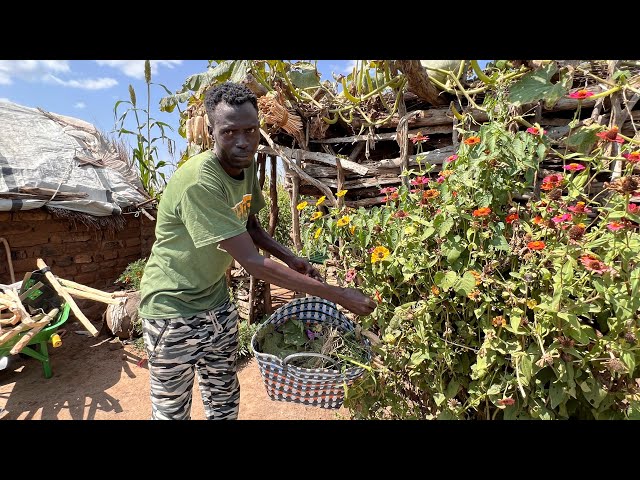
36, 259, 98, 337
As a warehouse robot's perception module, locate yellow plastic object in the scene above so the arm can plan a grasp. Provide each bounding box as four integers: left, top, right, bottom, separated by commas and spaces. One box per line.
50, 333, 62, 348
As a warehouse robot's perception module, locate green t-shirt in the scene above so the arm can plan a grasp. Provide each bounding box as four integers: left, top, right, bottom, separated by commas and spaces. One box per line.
138, 150, 266, 319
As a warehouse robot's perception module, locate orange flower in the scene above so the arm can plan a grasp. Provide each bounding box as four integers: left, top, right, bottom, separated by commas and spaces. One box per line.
463, 136, 481, 145
441, 170, 454, 178
410, 132, 429, 144
467, 289, 481, 301
527, 241, 546, 250
431, 286, 440, 296
492, 316, 506, 327
472, 207, 491, 217
422, 189, 440, 200
532, 216, 543, 225
623, 151, 640, 163
468, 270, 482, 285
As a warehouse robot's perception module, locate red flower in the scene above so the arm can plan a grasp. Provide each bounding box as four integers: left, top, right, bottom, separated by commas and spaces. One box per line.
526, 126, 546, 135
527, 241, 546, 250
569, 89, 594, 100
596, 126, 624, 144
505, 213, 519, 224
567, 202, 592, 214
497, 397, 516, 406
541, 173, 564, 191
532, 216, 544, 225
623, 151, 640, 163
463, 136, 481, 145
629, 203, 639, 214
410, 132, 429, 144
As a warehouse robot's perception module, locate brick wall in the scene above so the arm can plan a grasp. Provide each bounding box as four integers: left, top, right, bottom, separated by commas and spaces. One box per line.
0, 209, 156, 321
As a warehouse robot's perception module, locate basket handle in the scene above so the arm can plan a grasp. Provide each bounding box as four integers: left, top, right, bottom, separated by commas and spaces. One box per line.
283, 352, 338, 369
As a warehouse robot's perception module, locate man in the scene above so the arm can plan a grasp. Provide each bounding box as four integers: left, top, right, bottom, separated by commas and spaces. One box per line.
138, 81, 376, 420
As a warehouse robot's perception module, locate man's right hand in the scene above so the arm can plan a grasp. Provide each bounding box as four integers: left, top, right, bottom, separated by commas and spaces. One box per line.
338, 287, 377, 316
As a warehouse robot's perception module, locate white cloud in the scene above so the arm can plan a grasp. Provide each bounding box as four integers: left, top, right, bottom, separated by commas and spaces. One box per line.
74, 102, 86, 109
0, 97, 11, 103
0, 60, 71, 84
44, 74, 118, 90
342, 60, 358, 74
95, 60, 182, 79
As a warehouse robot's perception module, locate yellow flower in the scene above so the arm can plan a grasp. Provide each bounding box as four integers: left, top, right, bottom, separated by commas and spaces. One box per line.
336, 189, 348, 197
314, 227, 322, 239
316, 196, 326, 206
404, 225, 416, 235
296, 201, 308, 211
441, 169, 454, 178
336, 215, 351, 227
371, 246, 390, 264
526, 299, 537, 309
349, 225, 356, 235
310, 211, 323, 221
431, 286, 440, 296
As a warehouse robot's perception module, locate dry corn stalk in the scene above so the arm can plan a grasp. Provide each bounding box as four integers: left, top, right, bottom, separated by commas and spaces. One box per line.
258, 91, 303, 137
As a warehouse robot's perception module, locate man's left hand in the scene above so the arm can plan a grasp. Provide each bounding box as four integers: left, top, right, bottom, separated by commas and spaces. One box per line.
287, 256, 324, 282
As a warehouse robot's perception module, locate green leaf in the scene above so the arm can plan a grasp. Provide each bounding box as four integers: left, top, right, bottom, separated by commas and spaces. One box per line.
438, 216, 454, 237
289, 62, 321, 89
490, 234, 510, 251
508, 63, 567, 106
433, 392, 446, 407
579, 377, 608, 409
455, 271, 476, 296
621, 351, 635, 374
420, 227, 435, 241
520, 354, 533, 385
445, 380, 460, 399
229, 60, 251, 83
549, 380, 568, 409
566, 125, 600, 154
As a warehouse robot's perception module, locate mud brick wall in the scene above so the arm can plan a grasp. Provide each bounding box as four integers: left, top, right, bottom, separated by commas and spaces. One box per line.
0, 209, 156, 322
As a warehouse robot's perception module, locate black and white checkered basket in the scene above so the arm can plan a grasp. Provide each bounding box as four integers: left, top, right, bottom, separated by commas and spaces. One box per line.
251, 296, 371, 409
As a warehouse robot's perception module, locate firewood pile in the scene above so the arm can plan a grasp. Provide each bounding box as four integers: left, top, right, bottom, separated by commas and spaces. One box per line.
0, 258, 128, 354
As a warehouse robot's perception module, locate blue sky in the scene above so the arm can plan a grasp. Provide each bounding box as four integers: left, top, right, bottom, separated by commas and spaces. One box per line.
0, 60, 356, 172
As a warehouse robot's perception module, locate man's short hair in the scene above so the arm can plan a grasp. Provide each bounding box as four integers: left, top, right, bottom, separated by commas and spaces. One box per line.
204, 82, 258, 114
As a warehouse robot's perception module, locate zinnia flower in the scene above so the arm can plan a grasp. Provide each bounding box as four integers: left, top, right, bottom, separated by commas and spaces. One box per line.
431, 286, 440, 296
563, 163, 586, 172
296, 201, 308, 211
310, 211, 323, 221
446, 154, 458, 163
410, 176, 429, 186
580, 254, 611, 274
411, 132, 429, 144
336, 215, 351, 227
623, 151, 640, 163
422, 189, 440, 200
607, 221, 624, 231
526, 126, 547, 135
629, 203, 639, 214
379, 187, 397, 195
468, 270, 482, 285
527, 241, 546, 250
316, 196, 326, 206
314, 227, 322, 239
532, 216, 544, 225
497, 397, 516, 406
596, 126, 624, 144
345, 268, 357, 283
371, 246, 390, 264
505, 213, 519, 224
463, 136, 481, 145
394, 210, 408, 218
569, 89, 594, 100
552, 213, 573, 223
472, 207, 491, 217
567, 202, 592, 214
492, 316, 506, 327
336, 189, 348, 197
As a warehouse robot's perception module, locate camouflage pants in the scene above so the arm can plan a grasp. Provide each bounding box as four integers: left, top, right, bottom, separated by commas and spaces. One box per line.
141, 300, 239, 420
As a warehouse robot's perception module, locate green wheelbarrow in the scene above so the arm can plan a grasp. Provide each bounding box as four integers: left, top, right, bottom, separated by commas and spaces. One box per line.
0, 303, 71, 378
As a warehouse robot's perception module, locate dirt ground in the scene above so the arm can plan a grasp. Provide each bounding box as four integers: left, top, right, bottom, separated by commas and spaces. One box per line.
0, 316, 350, 420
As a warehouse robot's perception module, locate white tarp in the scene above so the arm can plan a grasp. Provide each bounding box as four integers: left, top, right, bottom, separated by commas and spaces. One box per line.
0, 101, 148, 216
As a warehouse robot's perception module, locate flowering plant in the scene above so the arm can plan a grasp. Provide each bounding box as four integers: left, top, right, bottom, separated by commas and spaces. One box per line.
300, 62, 640, 419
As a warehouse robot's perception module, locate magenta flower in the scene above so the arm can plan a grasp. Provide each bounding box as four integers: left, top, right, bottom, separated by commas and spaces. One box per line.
436, 176, 445, 183
552, 213, 573, 223
623, 151, 640, 163
446, 154, 458, 163
607, 221, 624, 231
345, 268, 357, 283
379, 186, 397, 195
563, 163, 585, 172
306, 329, 320, 341
567, 202, 592, 214
629, 203, 639, 214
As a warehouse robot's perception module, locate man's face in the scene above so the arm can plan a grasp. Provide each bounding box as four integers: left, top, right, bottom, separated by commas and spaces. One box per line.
211, 101, 260, 174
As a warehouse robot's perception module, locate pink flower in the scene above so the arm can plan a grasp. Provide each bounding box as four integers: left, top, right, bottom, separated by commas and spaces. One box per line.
379, 186, 397, 195
563, 163, 586, 172
580, 254, 611, 274
436, 176, 445, 183
446, 154, 458, 163
623, 151, 640, 163
410, 176, 429, 186
569, 89, 594, 100
629, 203, 639, 214
345, 268, 357, 283
411, 132, 429, 144
607, 221, 624, 231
